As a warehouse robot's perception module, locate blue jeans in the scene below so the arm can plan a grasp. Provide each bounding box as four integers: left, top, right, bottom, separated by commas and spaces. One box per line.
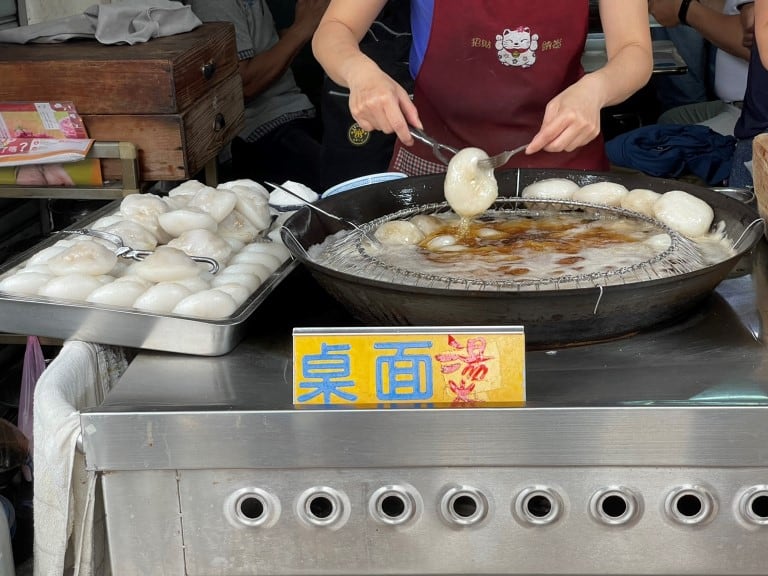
650, 26, 712, 112
728, 138, 754, 188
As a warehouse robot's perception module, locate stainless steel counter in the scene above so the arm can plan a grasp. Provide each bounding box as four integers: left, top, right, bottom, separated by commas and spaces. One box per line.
80, 241, 768, 576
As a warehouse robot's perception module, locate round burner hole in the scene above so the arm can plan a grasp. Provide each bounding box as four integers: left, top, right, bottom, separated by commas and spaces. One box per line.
738, 486, 768, 526
308, 496, 333, 519
751, 495, 768, 518
296, 486, 350, 529
665, 486, 716, 525
676, 494, 702, 517
439, 485, 488, 527
526, 495, 552, 518
601, 495, 627, 517
589, 487, 641, 526
514, 486, 563, 526
225, 487, 281, 528
239, 496, 265, 520
369, 485, 420, 526
381, 495, 406, 518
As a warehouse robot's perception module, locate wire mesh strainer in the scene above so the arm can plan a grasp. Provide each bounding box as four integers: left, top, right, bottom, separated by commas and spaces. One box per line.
313, 198, 714, 292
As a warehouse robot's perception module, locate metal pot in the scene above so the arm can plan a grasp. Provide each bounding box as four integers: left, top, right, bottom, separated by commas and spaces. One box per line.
282, 169, 764, 347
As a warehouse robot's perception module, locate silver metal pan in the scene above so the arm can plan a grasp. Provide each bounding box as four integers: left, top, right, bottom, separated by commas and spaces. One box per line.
0, 202, 297, 356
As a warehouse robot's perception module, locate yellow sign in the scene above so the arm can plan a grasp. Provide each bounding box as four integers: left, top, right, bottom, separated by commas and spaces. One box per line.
293, 327, 525, 407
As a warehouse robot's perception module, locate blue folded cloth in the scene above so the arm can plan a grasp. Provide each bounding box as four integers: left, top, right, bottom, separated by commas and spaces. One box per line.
606, 124, 736, 185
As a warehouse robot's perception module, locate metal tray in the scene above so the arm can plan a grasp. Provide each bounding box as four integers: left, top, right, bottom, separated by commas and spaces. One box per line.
0, 201, 298, 356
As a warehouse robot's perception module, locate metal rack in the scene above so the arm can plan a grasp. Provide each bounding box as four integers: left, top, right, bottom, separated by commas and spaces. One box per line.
0, 141, 140, 200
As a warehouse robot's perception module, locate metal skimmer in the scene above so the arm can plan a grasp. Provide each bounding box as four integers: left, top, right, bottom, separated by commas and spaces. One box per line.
313, 198, 714, 292
64, 228, 220, 273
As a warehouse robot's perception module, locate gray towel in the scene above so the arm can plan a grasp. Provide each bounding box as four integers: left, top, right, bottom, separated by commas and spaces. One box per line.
0, 0, 201, 45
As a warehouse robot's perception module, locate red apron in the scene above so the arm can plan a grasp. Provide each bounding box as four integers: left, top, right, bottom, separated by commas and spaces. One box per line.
391, 0, 608, 175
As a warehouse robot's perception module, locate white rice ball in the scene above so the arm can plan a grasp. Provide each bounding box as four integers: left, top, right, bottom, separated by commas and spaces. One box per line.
653, 190, 714, 238
572, 181, 629, 207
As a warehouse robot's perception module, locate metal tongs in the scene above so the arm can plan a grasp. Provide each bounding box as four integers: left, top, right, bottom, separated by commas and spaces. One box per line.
264, 181, 381, 248
408, 126, 528, 168
65, 228, 220, 273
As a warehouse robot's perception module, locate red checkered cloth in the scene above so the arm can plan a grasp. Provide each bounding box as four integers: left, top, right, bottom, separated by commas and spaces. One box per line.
392, 147, 447, 176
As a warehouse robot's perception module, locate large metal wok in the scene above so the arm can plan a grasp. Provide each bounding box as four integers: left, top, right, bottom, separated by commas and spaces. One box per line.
281, 169, 764, 347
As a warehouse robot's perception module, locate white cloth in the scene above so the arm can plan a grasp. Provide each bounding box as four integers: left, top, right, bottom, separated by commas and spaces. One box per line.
0, 0, 200, 44
33, 341, 131, 576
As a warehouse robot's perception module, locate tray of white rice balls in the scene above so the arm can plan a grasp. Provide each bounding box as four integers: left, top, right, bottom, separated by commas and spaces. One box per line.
0, 179, 308, 356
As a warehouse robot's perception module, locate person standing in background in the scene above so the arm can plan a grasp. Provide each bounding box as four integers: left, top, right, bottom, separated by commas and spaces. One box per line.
730, 0, 768, 186
649, 0, 752, 136
312, 0, 652, 175
649, 24, 712, 113
189, 0, 330, 191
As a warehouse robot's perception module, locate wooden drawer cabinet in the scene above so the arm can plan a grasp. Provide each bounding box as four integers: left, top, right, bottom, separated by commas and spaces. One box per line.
0, 22, 244, 181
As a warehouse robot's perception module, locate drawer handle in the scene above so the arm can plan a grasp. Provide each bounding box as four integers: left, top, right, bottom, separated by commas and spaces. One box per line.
213, 113, 226, 132
201, 60, 217, 80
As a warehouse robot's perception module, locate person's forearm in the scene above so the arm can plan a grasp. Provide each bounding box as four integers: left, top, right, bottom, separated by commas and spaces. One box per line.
687, 1, 751, 59
757, 0, 768, 67
598, 0, 653, 107
312, 0, 388, 87
312, 13, 376, 87
587, 44, 653, 108
700, 0, 726, 11
239, 24, 312, 100
312, 20, 378, 88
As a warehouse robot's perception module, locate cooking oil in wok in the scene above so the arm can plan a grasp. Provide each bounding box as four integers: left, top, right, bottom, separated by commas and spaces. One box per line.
308, 206, 735, 291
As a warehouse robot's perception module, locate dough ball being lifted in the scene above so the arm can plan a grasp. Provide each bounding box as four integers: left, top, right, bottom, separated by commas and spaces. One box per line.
444, 147, 498, 219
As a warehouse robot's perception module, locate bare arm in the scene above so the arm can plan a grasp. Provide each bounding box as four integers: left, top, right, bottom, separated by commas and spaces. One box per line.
649, 0, 750, 59
756, 0, 768, 67
596, 0, 654, 107
527, 0, 652, 154
312, 0, 420, 144
239, 0, 329, 100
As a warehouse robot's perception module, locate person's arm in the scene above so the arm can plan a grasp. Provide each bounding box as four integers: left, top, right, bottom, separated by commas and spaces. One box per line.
649, 0, 750, 59
756, 0, 768, 67
527, 0, 652, 154
238, 0, 330, 100
739, 3, 755, 49
312, 0, 420, 145
190, 0, 328, 101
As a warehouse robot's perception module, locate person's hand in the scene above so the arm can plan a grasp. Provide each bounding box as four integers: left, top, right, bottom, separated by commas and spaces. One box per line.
293, 0, 331, 42
740, 3, 755, 48
526, 80, 602, 155
346, 59, 421, 146
648, 0, 683, 26
41, 164, 75, 186
15, 164, 75, 186
15, 165, 47, 186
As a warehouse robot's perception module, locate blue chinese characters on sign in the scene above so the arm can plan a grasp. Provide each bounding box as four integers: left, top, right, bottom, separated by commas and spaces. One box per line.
374, 341, 433, 401
297, 343, 357, 403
